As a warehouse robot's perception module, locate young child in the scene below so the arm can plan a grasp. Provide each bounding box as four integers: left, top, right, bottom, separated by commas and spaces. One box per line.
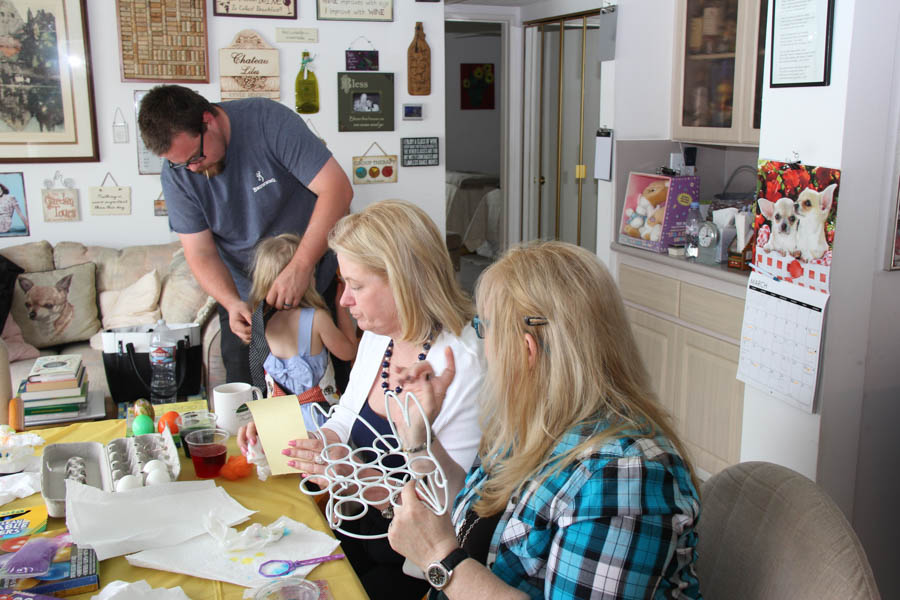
248, 233, 358, 431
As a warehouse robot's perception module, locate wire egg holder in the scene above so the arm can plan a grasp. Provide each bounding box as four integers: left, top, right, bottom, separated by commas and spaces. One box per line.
298, 390, 448, 540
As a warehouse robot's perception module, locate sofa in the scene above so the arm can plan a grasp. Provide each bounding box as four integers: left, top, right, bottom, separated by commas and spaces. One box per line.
0, 240, 225, 413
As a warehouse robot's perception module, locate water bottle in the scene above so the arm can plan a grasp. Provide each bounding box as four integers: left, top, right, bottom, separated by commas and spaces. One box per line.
149, 319, 177, 404
685, 201, 702, 261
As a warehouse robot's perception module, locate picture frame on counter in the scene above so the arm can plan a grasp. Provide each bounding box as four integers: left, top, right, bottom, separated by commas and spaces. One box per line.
0, 0, 98, 162
770, 0, 835, 87
214, 0, 297, 19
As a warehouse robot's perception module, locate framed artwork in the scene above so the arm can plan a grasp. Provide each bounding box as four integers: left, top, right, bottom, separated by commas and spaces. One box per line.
770, 0, 835, 87
118, 0, 209, 82
214, 0, 297, 19
461, 63, 495, 110
402, 104, 424, 121
338, 73, 394, 132
0, 173, 30, 237
318, 0, 392, 22
0, 0, 98, 162
401, 137, 438, 167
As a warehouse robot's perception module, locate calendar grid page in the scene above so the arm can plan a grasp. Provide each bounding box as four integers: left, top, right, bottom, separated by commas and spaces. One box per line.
737, 271, 829, 413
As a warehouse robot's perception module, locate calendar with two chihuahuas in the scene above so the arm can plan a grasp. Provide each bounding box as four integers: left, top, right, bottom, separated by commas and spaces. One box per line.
757, 183, 836, 261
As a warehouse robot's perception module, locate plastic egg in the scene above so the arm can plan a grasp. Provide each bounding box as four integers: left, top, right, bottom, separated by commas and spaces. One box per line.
132, 414, 155, 436
115, 474, 143, 491
145, 469, 171, 486
143, 459, 167, 473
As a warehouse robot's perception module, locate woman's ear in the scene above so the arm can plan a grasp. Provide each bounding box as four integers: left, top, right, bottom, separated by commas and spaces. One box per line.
524, 333, 538, 367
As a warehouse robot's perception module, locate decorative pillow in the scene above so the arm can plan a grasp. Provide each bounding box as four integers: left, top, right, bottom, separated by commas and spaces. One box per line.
10, 262, 101, 348
99, 269, 162, 330
0, 254, 24, 328
159, 249, 210, 324
0, 241, 53, 273
1, 314, 39, 362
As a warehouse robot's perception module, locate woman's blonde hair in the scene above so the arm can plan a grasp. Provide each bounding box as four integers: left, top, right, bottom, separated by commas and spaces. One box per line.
473, 240, 695, 515
249, 233, 327, 312
328, 200, 472, 342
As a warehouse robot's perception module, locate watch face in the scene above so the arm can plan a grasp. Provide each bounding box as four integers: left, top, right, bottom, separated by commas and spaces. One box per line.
427, 564, 448, 588
699, 223, 718, 247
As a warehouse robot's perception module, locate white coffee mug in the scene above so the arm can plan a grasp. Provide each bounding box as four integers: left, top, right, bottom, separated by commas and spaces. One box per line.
213, 382, 262, 435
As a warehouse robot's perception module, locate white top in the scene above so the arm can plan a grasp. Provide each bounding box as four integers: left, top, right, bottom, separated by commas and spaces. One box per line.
323, 327, 484, 472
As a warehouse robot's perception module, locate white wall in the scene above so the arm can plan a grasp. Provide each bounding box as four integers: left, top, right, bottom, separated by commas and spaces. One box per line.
445, 27, 502, 176
0, 0, 447, 250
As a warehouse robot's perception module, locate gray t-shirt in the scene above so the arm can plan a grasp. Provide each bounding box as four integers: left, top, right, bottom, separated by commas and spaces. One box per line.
162, 97, 334, 299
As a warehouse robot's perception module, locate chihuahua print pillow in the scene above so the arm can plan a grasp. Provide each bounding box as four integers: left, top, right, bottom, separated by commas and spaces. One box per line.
11, 262, 101, 348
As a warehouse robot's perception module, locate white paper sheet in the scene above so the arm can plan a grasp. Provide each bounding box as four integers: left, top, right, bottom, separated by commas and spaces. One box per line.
66, 480, 255, 560
737, 271, 829, 413
126, 516, 339, 589
92, 580, 193, 600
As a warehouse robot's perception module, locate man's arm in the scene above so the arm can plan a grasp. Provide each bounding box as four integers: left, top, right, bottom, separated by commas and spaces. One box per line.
179, 230, 252, 343
265, 157, 352, 309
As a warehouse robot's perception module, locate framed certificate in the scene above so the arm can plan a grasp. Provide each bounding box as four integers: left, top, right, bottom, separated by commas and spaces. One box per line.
770, 0, 835, 87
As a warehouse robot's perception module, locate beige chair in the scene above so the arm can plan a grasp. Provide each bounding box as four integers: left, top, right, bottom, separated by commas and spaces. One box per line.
696, 461, 880, 600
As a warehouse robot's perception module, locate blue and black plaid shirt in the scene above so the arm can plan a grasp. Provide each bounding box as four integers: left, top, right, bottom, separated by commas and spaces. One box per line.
450, 422, 703, 599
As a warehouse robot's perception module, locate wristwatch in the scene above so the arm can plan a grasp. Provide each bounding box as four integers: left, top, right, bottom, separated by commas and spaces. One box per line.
426, 548, 469, 590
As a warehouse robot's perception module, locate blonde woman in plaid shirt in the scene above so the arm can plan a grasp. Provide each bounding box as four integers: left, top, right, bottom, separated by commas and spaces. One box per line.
388, 241, 703, 600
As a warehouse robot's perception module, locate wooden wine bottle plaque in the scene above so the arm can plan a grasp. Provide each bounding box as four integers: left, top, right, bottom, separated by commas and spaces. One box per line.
407, 22, 431, 96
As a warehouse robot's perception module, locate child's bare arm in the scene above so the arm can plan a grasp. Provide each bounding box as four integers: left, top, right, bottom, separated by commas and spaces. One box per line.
314, 309, 359, 361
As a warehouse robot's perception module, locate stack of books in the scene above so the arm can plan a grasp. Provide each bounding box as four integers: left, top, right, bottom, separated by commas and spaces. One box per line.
20, 355, 89, 426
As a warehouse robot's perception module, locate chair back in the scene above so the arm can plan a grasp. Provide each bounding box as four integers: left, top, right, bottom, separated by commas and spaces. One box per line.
696, 461, 880, 600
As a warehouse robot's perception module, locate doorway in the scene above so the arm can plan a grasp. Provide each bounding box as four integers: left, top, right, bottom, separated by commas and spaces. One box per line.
444, 19, 504, 294
521, 9, 615, 252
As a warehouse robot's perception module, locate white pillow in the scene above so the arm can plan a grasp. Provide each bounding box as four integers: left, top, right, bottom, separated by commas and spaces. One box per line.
99, 269, 162, 330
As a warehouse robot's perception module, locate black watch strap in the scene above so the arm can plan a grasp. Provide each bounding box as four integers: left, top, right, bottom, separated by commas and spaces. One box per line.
441, 547, 469, 571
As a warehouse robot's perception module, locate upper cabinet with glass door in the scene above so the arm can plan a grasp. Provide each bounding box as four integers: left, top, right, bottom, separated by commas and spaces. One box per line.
672, 0, 767, 146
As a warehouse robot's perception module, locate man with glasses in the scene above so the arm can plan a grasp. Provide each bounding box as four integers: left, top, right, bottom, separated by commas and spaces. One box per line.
138, 85, 353, 384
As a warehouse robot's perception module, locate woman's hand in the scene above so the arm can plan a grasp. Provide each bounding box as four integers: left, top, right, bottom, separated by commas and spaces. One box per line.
237, 422, 258, 455
388, 481, 460, 572
390, 347, 456, 448
282, 428, 346, 485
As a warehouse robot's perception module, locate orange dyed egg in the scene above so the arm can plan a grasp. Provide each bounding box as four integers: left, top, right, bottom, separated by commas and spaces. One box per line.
158, 410, 180, 434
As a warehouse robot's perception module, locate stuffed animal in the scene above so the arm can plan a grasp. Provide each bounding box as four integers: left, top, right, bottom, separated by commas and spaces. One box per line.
624, 179, 669, 239
641, 204, 667, 241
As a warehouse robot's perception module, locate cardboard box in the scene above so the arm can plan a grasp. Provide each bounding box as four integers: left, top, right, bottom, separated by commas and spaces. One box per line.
618, 173, 700, 253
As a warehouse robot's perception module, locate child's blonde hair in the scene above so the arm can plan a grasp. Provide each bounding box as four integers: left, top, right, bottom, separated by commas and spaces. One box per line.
249, 233, 327, 312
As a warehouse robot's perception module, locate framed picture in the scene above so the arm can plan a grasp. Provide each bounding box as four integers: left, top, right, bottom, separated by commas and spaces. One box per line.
346, 50, 379, 71
214, 0, 297, 19
402, 104, 424, 121
401, 137, 438, 167
338, 73, 394, 132
118, 0, 209, 82
318, 0, 392, 22
0, 0, 98, 162
461, 63, 495, 110
0, 173, 30, 237
770, 0, 835, 87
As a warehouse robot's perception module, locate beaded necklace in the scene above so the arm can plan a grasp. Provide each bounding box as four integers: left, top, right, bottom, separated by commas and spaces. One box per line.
380, 333, 434, 395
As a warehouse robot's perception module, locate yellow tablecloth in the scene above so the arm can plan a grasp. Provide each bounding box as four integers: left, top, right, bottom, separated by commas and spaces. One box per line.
6, 420, 369, 600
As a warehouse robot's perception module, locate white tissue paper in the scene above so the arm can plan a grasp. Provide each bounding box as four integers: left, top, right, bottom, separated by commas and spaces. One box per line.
735, 211, 754, 250
204, 513, 284, 551
712, 207, 739, 230
245, 439, 271, 481
91, 580, 193, 600
66, 479, 255, 560
0, 429, 44, 475
0, 471, 42, 506
126, 516, 339, 589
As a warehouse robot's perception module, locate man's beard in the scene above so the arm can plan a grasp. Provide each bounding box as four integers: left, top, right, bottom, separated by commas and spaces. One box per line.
203, 159, 226, 178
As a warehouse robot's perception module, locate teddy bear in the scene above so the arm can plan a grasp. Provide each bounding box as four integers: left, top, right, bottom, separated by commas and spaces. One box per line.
623, 179, 669, 239
640, 204, 667, 241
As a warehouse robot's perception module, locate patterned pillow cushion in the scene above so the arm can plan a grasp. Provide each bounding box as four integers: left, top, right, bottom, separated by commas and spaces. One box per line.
10, 262, 101, 348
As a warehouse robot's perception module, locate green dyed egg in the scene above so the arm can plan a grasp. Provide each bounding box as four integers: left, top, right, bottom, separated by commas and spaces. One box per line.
132, 414, 155, 436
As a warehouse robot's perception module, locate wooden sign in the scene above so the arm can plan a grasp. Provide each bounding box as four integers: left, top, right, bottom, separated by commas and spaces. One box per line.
41, 189, 80, 222
401, 137, 439, 167
407, 22, 431, 95
346, 50, 379, 71
318, 0, 392, 21
219, 30, 280, 100
352, 142, 397, 184
214, 0, 297, 19
118, 0, 209, 82
89, 186, 132, 216
338, 73, 394, 132
276, 28, 319, 43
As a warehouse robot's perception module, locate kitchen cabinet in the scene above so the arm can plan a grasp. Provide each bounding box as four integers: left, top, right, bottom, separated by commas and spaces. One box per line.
672, 0, 767, 146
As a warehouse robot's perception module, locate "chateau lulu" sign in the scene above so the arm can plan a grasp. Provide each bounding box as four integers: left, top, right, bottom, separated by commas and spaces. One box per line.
219, 30, 280, 100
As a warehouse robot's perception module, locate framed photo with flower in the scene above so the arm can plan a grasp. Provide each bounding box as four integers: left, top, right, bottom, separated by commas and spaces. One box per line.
0, 0, 98, 162
461, 63, 495, 110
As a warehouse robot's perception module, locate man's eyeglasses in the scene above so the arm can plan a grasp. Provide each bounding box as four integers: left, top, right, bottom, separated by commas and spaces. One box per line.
167, 130, 205, 169
471, 315, 548, 339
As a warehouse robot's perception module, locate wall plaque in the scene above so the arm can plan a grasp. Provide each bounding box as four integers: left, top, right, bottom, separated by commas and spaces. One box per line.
352, 143, 397, 184
219, 30, 280, 100
338, 73, 394, 132
401, 137, 439, 167
118, 0, 209, 82
318, 0, 392, 22
276, 28, 319, 43
214, 0, 297, 19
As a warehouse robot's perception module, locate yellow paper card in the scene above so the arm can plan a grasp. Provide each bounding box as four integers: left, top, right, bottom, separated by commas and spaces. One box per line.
246, 395, 308, 476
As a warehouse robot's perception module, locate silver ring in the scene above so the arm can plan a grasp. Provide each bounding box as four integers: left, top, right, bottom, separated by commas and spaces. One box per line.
283, 303, 292, 309
314, 454, 325, 465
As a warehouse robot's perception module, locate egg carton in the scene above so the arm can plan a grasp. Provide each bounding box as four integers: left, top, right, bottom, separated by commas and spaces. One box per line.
41, 429, 180, 518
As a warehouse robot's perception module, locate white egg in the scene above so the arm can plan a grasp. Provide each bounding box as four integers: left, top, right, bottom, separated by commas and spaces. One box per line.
115, 474, 143, 491
142, 459, 167, 473
145, 469, 171, 486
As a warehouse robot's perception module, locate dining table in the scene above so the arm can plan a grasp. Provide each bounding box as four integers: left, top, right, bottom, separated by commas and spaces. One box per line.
4, 419, 370, 599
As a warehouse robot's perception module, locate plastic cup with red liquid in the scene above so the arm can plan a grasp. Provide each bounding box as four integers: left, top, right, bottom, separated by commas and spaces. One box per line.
184, 428, 229, 478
